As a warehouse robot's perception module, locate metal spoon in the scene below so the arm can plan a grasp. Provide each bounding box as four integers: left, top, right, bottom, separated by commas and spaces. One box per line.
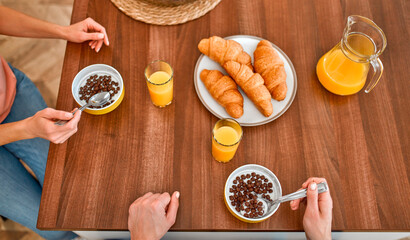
261, 182, 329, 210
54, 92, 110, 126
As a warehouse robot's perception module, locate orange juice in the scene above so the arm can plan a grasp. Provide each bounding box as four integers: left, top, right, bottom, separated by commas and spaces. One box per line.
147, 71, 173, 107
212, 122, 242, 162
316, 33, 375, 95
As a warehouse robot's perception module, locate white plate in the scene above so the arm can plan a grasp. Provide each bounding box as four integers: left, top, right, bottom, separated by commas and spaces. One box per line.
194, 35, 297, 126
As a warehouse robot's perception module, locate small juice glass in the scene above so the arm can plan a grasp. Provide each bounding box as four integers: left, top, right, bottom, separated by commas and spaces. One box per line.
212, 118, 243, 163
144, 60, 173, 107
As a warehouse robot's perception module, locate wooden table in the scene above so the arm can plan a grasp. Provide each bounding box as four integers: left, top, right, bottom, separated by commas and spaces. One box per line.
38, 0, 410, 231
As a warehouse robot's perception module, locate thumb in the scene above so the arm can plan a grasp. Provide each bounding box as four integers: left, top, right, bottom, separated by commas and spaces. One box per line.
41, 108, 73, 120
166, 191, 180, 226
82, 32, 104, 41
306, 182, 319, 214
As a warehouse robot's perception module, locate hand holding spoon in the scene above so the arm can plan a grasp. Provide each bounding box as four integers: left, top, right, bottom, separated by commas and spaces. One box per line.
54, 92, 110, 126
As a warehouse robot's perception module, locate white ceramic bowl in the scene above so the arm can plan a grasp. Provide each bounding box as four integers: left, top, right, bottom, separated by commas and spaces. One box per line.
71, 64, 124, 115
224, 164, 282, 223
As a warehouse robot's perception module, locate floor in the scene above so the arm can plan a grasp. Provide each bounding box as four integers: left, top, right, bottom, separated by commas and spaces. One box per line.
0, 0, 73, 108
0, 217, 44, 240
0, 0, 73, 239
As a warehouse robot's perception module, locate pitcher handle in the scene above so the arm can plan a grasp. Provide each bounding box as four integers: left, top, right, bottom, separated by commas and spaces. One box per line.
365, 58, 384, 93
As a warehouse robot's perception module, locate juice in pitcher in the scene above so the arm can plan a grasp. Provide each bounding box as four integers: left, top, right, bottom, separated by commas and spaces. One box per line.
316, 16, 387, 95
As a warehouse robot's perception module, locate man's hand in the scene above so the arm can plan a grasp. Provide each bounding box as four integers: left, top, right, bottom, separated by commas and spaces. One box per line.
290, 177, 333, 240
64, 17, 109, 52
24, 108, 81, 144
128, 191, 180, 240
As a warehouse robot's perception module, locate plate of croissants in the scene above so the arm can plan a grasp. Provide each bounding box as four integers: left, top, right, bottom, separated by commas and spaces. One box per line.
194, 35, 297, 126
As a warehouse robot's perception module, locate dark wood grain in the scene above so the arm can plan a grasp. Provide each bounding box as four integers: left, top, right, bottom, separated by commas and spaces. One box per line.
37, 0, 410, 231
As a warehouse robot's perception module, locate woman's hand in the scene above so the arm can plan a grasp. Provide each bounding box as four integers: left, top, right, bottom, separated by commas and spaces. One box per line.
290, 177, 333, 240
128, 192, 180, 240
63, 17, 109, 52
24, 108, 81, 144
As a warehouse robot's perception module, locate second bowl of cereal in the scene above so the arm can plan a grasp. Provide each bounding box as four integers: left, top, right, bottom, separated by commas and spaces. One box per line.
72, 64, 124, 115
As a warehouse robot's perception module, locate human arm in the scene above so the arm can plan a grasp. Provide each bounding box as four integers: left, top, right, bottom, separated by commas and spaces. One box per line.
0, 108, 81, 145
0, 6, 109, 52
128, 191, 180, 240
290, 177, 333, 240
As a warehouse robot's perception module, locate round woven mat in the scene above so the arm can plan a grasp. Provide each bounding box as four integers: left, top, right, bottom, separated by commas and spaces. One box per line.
110, 0, 222, 25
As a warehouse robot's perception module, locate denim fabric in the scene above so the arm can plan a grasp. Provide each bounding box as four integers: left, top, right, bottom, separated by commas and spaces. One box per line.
0, 64, 77, 240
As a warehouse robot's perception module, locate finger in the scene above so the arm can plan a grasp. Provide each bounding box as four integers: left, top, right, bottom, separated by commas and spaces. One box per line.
52, 120, 79, 143
91, 40, 98, 50
102, 27, 109, 46
157, 192, 171, 209
41, 108, 73, 121
318, 192, 333, 216
290, 188, 304, 210
301, 177, 331, 214
83, 32, 105, 42
95, 40, 104, 52
129, 192, 154, 215
147, 193, 161, 202
302, 177, 327, 189
306, 182, 319, 214
53, 130, 75, 144
54, 111, 80, 143
137, 192, 153, 203
97, 26, 109, 46
290, 200, 299, 210
166, 191, 180, 226
66, 109, 81, 127
54, 110, 80, 141
317, 182, 333, 216
89, 40, 98, 47
86, 18, 109, 46
92, 40, 99, 49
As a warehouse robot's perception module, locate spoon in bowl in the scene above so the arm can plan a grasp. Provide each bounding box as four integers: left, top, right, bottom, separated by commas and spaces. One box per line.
261, 181, 329, 211
54, 91, 110, 126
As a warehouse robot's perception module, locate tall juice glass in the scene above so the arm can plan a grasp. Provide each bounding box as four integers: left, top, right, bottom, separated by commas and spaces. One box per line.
316, 15, 386, 95
212, 119, 243, 163
144, 60, 173, 107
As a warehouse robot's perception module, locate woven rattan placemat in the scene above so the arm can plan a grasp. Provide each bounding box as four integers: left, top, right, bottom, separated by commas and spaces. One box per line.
110, 0, 222, 25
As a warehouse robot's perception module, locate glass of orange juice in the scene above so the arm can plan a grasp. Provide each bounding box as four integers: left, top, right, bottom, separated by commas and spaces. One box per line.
316, 15, 386, 95
212, 119, 243, 163
144, 60, 173, 107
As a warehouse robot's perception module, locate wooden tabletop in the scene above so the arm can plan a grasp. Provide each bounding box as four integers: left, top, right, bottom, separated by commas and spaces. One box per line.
37, 0, 410, 231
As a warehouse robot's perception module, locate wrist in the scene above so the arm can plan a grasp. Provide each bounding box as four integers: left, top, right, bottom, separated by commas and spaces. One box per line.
56, 25, 69, 40
20, 117, 36, 139
131, 232, 158, 240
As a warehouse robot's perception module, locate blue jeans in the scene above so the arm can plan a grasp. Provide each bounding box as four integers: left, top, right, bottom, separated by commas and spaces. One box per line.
0, 65, 77, 240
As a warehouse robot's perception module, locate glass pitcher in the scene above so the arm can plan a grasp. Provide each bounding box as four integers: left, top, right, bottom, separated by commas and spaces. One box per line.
316, 15, 387, 95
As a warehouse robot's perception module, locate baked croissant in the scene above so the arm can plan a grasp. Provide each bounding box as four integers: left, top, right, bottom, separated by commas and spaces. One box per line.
198, 36, 253, 70
200, 69, 244, 118
223, 61, 273, 117
254, 40, 287, 101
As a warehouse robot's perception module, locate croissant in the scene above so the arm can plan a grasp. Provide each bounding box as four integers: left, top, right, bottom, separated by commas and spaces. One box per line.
254, 40, 287, 101
223, 61, 273, 117
200, 69, 244, 118
198, 36, 253, 70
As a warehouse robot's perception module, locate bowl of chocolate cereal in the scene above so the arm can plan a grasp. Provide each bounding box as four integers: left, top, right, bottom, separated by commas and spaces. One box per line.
224, 164, 282, 223
72, 64, 124, 115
